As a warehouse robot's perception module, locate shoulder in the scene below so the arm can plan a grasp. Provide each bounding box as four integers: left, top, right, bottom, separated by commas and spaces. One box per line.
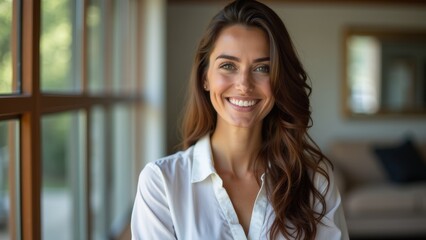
139, 146, 195, 184
155, 146, 194, 173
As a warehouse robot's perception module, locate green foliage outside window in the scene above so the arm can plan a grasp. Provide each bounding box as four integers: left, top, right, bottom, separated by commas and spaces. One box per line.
41, 0, 73, 92
42, 113, 70, 188
0, 0, 13, 94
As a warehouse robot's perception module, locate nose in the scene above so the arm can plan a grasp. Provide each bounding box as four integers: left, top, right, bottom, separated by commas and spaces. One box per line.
235, 71, 253, 94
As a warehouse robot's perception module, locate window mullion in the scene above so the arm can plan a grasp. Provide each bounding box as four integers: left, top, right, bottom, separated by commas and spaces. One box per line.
81, 0, 90, 238
21, 0, 42, 240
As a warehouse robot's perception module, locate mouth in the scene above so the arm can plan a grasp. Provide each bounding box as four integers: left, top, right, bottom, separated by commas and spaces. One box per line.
227, 97, 259, 108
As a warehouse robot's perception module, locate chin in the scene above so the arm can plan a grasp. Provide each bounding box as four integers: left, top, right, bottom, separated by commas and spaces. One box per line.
230, 119, 259, 129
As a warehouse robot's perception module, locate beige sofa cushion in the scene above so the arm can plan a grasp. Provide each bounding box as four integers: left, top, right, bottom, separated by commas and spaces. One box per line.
345, 182, 426, 218
328, 140, 426, 187
328, 141, 387, 187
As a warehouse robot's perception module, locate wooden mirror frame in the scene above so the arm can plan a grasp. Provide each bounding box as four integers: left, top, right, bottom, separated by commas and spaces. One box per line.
343, 27, 426, 118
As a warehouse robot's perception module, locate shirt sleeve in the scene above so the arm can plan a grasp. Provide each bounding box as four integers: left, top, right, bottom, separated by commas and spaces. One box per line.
314, 163, 350, 240
131, 162, 177, 240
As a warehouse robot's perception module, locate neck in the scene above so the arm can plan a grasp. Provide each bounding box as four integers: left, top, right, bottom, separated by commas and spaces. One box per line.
210, 122, 262, 177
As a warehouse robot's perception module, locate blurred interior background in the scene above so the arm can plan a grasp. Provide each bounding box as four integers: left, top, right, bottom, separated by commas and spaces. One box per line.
0, 0, 425, 239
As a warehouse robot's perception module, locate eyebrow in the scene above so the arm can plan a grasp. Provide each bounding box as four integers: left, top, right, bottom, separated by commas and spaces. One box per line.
215, 54, 270, 63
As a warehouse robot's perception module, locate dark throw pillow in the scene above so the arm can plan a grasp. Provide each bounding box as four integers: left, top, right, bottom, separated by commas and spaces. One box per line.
373, 139, 426, 183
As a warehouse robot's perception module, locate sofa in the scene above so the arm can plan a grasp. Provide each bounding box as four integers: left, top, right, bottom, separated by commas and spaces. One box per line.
327, 138, 426, 238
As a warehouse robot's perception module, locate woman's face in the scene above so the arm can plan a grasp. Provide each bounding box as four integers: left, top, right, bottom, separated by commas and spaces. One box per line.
205, 24, 274, 129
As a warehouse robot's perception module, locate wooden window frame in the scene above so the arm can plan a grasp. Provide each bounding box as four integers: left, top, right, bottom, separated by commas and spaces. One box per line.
0, 0, 145, 239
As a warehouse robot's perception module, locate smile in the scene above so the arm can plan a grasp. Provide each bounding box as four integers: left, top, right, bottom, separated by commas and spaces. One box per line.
228, 98, 259, 107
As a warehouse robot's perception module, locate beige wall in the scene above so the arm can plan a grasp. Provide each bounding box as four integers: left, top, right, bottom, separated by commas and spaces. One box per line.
166, 2, 426, 154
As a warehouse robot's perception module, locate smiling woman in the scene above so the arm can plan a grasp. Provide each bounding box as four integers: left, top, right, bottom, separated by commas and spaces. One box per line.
131, 0, 348, 240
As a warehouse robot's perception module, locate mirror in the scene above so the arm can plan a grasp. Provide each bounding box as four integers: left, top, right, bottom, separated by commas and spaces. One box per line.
344, 27, 426, 117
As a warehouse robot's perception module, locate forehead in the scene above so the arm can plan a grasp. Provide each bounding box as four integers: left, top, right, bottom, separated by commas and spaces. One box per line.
210, 24, 270, 58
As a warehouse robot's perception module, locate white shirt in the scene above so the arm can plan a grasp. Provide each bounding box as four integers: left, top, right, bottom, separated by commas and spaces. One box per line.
131, 135, 349, 240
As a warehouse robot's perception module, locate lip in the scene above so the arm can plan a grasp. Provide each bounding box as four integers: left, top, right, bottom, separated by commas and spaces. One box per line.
226, 97, 260, 111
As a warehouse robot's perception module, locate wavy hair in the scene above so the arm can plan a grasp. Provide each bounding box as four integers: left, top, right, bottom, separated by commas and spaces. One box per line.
181, 0, 331, 239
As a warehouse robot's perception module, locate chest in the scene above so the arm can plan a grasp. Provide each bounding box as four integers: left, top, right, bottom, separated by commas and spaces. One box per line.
221, 175, 260, 234
166, 175, 272, 240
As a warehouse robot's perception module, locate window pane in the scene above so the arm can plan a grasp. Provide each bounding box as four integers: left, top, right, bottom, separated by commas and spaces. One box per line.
110, 105, 135, 230
87, 0, 104, 94
42, 111, 87, 240
0, 0, 19, 94
112, 0, 138, 94
111, 1, 124, 94
90, 107, 107, 240
0, 120, 20, 239
41, 0, 79, 92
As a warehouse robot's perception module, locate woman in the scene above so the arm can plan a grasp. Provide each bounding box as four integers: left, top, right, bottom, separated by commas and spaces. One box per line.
131, 0, 348, 239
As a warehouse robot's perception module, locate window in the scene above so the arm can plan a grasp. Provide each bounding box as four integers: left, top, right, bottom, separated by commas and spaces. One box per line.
0, 0, 19, 94
0, 120, 20, 239
0, 0, 164, 239
41, 111, 86, 240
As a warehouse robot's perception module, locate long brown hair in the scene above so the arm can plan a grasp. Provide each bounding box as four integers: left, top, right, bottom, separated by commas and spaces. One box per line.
181, 0, 331, 239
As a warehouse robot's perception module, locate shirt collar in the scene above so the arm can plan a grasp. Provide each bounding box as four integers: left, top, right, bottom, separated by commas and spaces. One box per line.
191, 134, 216, 183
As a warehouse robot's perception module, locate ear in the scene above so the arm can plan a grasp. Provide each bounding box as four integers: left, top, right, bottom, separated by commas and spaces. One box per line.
203, 81, 210, 91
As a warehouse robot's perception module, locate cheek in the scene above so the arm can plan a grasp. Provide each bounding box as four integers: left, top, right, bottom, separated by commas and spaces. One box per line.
259, 80, 273, 97
208, 72, 232, 91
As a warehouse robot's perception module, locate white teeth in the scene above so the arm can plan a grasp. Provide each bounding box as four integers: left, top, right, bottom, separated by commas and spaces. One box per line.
229, 98, 257, 107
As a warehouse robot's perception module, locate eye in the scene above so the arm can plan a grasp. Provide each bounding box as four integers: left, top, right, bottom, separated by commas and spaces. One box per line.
254, 65, 270, 73
219, 63, 237, 71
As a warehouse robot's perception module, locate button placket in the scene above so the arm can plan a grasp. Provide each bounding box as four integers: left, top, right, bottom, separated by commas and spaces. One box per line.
211, 173, 247, 239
